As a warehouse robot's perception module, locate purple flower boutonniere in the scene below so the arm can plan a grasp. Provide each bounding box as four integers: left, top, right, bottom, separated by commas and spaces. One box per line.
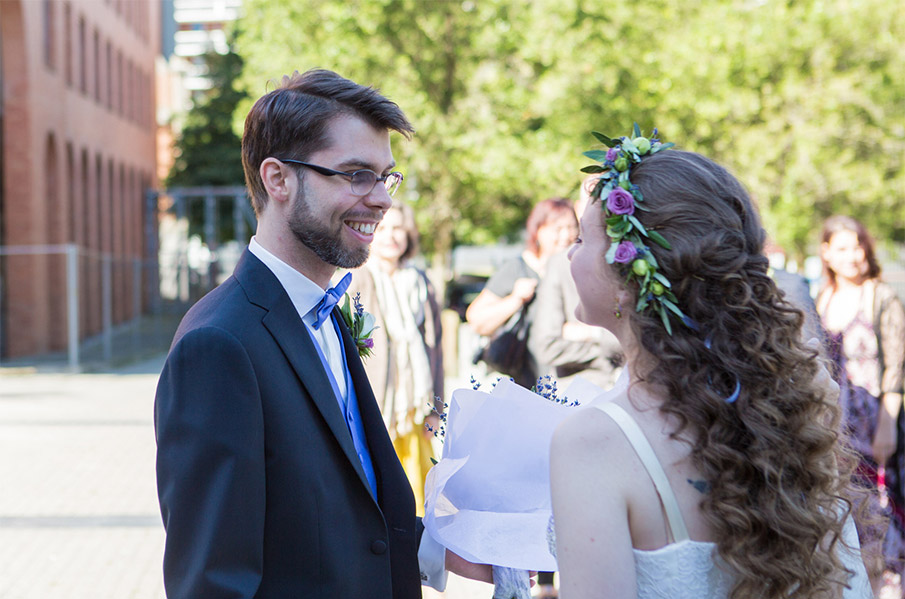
339, 292, 378, 359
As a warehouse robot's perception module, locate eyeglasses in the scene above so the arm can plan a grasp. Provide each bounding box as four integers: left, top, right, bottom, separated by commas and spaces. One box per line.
278, 159, 404, 197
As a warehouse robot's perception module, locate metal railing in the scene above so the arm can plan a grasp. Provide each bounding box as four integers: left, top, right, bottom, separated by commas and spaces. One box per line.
0, 186, 253, 371
0, 244, 160, 370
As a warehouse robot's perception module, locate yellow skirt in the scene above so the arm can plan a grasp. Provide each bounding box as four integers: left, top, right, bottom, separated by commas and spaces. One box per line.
392, 421, 435, 517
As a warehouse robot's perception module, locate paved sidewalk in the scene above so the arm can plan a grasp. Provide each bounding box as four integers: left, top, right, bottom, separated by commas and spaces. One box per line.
0, 359, 167, 599
0, 358, 494, 599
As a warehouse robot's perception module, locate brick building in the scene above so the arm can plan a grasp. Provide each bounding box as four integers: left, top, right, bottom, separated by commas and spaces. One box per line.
0, 0, 161, 358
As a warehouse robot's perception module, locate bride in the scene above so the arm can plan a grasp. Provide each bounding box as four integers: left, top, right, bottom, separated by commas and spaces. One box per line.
549, 129, 872, 598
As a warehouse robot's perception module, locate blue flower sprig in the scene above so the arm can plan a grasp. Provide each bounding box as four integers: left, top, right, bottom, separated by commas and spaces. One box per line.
339, 292, 377, 359
581, 123, 690, 335
426, 395, 449, 442
531, 375, 581, 407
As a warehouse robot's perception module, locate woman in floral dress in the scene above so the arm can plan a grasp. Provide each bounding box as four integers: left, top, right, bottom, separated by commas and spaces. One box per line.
817, 215, 905, 593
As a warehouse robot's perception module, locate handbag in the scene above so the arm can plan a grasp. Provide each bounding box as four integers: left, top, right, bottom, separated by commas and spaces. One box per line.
473, 306, 535, 387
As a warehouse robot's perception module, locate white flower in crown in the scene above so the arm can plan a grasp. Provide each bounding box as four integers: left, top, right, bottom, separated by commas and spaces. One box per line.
339, 292, 378, 359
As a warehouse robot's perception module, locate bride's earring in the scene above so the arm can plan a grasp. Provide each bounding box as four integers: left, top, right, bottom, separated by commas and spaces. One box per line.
613, 299, 623, 319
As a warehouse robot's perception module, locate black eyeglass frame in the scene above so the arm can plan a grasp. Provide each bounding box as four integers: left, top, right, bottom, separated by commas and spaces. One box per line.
278, 158, 404, 197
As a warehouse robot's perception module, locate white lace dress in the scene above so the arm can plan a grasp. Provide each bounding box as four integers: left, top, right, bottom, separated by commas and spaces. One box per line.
633, 541, 732, 599
596, 402, 873, 599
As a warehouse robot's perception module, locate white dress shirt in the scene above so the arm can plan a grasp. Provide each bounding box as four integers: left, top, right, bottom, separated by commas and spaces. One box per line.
248, 238, 346, 399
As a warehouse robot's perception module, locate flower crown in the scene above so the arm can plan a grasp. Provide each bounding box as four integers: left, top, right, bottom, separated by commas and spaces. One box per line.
581, 123, 690, 335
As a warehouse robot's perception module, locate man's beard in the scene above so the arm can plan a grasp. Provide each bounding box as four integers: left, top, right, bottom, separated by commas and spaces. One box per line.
287, 185, 370, 269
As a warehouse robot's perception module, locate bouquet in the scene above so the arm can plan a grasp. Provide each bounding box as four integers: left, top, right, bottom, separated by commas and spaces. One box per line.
424, 375, 622, 574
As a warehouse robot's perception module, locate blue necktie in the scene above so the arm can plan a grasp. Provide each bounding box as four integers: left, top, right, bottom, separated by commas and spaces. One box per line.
312, 272, 352, 330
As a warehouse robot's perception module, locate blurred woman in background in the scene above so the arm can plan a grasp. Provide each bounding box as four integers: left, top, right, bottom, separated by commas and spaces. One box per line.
817, 214, 905, 592
348, 201, 443, 516
466, 197, 578, 388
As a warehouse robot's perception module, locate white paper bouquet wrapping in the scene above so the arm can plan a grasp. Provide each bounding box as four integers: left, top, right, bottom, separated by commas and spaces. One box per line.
423, 376, 618, 571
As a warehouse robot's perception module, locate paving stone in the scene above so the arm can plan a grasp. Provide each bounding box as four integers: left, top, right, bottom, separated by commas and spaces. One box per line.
0, 360, 495, 598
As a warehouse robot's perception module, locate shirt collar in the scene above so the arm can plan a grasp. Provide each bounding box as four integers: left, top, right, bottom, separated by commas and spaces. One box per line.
248, 237, 329, 325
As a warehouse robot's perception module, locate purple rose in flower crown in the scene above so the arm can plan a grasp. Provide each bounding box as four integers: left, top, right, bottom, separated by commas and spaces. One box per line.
605, 147, 619, 162
613, 240, 638, 264
606, 188, 635, 215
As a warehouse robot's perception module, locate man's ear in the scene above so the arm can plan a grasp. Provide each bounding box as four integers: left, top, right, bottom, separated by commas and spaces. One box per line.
260, 158, 294, 204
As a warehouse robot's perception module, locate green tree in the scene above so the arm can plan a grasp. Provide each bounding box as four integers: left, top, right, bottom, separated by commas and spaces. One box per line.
167, 49, 248, 188
167, 49, 249, 242
235, 1, 617, 263
644, 0, 905, 257
234, 0, 905, 264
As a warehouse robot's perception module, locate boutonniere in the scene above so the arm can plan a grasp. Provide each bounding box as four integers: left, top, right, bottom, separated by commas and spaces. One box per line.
339, 292, 377, 359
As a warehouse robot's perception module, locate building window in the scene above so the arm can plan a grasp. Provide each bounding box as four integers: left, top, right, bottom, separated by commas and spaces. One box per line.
126, 60, 133, 122
95, 154, 104, 252
106, 41, 113, 109
139, 173, 150, 259
78, 16, 87, 94
116, 50, 123, 116
107, 159, 115, 253
93, 29, 101, 103
63, 3, 72, 85
43, 0, 56, 70
66, 142, 76, 243
119, 163, 127, 258
123, 60, 130, 122
80, 149, 89, 249
46, 133, 59, 241
127, 167, 136, 257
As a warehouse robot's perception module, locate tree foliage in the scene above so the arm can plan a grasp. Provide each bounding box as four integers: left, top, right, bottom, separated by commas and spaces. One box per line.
167, 49, 248, 188
234, 0, 904, 263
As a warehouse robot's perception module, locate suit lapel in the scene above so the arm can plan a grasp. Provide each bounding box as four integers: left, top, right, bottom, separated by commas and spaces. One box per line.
234, 251, 371, 495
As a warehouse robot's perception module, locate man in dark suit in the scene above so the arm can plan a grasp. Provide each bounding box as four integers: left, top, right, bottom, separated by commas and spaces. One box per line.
155, 69, 488, 598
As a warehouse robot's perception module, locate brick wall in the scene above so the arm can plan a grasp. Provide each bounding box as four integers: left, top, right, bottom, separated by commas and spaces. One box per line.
0, 0, 161, 357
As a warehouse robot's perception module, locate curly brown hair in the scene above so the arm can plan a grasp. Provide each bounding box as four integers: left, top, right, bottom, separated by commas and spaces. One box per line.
616, 150, 858, 598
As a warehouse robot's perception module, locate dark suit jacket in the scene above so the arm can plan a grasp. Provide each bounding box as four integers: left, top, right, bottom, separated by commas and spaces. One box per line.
155, 250, 422, 598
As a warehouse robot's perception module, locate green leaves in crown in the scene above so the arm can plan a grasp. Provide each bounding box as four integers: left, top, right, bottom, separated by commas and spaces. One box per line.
580, 123, 688, 335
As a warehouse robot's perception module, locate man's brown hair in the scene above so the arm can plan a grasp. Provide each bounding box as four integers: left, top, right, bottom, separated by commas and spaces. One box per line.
241, 69, 414, 215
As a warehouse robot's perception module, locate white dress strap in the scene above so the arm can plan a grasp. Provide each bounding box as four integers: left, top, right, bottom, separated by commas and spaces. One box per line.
596, 402, 691, 543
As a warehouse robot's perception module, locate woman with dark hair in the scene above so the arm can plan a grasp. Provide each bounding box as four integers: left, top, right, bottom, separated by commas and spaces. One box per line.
466, 197, 578, 387
550, 129, 871, 598
817, 215, 905, 592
